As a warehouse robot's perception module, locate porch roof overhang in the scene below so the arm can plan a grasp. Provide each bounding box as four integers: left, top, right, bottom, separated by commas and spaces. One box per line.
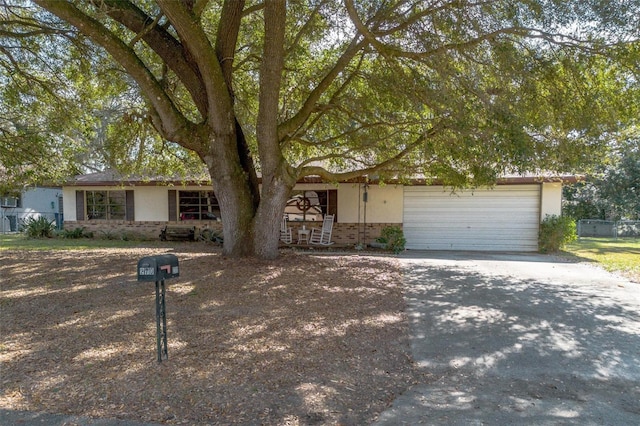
65, 170, 583, 187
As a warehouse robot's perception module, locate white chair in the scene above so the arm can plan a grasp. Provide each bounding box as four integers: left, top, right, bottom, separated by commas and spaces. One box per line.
309, 214, 335, 245
280, 215, 292, 244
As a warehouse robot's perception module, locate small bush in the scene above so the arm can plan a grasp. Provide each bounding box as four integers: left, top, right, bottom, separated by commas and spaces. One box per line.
99, 230, 118, 240
20, 216, 56, 238
539, 215, 577, 253
377, 226, 407, 254
119, 231, 135, 241
59, 227, 93, 239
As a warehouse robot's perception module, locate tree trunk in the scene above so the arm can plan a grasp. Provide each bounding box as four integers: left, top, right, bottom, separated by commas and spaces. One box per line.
252, 172, 295, 259
208, 167, 255, 257
203, 126, 256, 257
205, 129, 295, 259
208, 170, 294, 259
207, 164, 295, 258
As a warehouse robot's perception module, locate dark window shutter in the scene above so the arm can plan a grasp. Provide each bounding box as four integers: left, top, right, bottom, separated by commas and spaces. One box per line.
328, 189, 338, 221
168, 190, 177, 221
75, 191, 85, 221
125, 190, 135, 221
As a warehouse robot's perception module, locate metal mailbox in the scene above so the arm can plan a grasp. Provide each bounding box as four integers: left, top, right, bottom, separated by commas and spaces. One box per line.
136, 254, 179, 363
137, 254, 179, 282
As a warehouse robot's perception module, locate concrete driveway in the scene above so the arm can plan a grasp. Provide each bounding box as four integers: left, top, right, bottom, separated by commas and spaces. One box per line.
375, 252, 640, 425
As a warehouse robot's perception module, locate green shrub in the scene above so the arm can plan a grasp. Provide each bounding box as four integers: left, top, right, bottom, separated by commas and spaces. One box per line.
20, 216, 56, 238
59, 227, 93, 239
539, 215, 577, 253
377, 225, 407, 254
119, 231, 135, 241
99, 230, 118, 240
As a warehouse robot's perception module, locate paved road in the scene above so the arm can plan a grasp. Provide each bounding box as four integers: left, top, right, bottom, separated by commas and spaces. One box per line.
375, 252, 640, 425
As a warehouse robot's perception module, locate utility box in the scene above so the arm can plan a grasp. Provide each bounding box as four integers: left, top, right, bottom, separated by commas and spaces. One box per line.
137, 254, 179, 282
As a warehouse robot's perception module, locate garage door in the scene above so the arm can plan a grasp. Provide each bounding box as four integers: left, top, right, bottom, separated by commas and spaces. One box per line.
403, 185, 541, 251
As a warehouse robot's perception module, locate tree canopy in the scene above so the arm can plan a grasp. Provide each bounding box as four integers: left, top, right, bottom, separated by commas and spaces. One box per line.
564, 138, 640, 221
1, 0, 639, 257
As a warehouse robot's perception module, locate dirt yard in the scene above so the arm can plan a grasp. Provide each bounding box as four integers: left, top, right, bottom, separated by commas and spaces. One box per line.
0, 245, 418, 425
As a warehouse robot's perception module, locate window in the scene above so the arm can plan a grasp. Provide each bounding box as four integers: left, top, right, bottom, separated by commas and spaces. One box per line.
178, 191, 220, 221
284, 190, 337, 222
86, 190, 126, 220
0, 196, 19, 208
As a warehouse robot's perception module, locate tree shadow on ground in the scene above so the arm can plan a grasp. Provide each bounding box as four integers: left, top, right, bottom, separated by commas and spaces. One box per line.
380, 259, 640, 424
0, 248, 416, 425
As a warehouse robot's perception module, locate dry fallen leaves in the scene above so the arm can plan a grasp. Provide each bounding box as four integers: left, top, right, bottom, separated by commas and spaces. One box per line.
0, 245, 417, 425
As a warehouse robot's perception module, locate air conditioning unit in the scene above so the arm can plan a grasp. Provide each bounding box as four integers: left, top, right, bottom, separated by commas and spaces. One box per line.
1, 197, 18, 208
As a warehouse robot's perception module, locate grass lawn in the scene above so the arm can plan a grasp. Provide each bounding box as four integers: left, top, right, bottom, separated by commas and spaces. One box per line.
0, 233, 168, 250
563, 237, 640, 283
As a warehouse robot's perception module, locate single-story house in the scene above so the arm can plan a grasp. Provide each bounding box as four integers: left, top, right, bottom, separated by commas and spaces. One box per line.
62, 170, 572, 251
1, 187, 63, 233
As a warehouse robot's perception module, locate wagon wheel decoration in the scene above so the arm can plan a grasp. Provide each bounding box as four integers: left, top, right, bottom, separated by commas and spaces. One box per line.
295, 196, 312, 212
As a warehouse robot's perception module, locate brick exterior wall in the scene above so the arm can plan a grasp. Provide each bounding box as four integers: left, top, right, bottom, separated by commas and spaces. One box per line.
64, 221, 223, 240
65, 220, 400, 246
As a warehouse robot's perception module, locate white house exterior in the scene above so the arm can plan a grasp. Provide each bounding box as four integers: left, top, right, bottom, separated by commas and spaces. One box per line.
62, 171, 567, 251
1, 187, 63, 233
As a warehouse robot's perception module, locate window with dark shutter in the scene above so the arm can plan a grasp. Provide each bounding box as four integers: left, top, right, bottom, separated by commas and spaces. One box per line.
168, 190, 177, 221
75, 191, 85, 220
86, 190, 126, 220
125, 190, 135, 221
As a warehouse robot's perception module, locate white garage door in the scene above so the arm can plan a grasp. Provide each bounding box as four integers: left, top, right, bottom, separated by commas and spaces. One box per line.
403, 185, 541, 251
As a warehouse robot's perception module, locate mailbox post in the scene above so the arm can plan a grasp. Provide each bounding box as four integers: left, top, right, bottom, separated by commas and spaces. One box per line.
137, 254, 179, 362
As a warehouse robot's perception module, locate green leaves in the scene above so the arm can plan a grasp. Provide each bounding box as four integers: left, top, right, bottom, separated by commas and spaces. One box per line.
564, 138, 640, 220
2, 0, 640, 191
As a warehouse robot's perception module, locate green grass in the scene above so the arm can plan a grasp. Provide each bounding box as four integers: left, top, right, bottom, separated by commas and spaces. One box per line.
0, 233, 167, 251
563, 237, 640, 282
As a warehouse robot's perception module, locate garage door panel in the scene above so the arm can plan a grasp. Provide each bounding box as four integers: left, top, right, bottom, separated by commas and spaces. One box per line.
404, 228, 539, 239
405, 211, 538, 219
405, 202, 538, 211
403, 185, 540, 252
404, 224, 539, 232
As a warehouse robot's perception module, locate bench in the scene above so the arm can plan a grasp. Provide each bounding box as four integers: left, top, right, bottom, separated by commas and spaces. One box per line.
159, 226, 196, 241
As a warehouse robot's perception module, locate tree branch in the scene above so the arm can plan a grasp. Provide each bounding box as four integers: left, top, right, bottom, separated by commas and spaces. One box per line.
277, 36, 367, 141
34, 0, 197, 149
292, 119, 420, 148
285, 0, 326, 57
193, 0, 210, 18
96, 0, 209, 117
345, 0, 388, 57
298, 122, 444, 180
256, 0, 287, 180
215, 0, 245, 100
287, 52, 366, 143
242, 2, 265, 17
127, 11, 162, 47
156, 0, 233, 130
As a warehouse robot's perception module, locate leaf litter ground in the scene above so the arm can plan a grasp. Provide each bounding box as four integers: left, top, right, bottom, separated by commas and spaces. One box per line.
0, 245, 419, 425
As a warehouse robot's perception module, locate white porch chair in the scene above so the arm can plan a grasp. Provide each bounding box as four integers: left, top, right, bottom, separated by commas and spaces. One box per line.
280, 215, 292, 244
309, 214, 335, 245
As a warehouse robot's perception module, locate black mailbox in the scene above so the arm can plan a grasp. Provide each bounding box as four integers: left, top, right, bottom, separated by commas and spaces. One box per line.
137, 254, 179, 363
137, 254, 180, 282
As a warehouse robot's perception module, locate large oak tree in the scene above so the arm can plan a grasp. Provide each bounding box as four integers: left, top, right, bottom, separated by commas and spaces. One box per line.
2, 1, 639, 258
